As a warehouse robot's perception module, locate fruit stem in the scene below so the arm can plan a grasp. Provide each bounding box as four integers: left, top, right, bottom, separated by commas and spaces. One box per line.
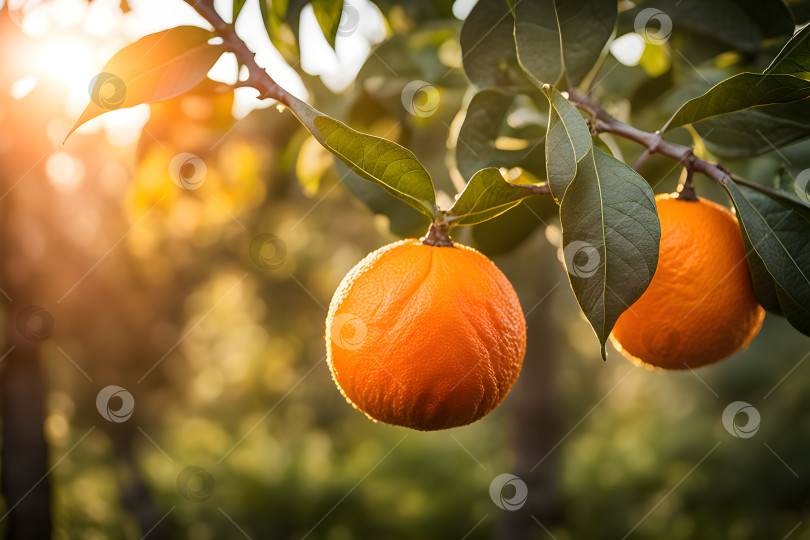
422, 218, 453, 247
675, 162, 698, 201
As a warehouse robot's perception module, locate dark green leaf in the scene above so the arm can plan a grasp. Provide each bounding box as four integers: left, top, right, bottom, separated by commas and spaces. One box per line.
724, 180, 810, 310
515, 0, 616, 87
770, 167, 810, 222
460, 0, 526, 89
620, 0, 793, 55
65, 26, 222, 142
448, 168, 539, 226
456, 89, 546, 180
560, 148, 661, 359
544, 86, 591, 202
765, 23, 810, 78
312, 0, 344, 50
514, 0, 563, 86
554, 0, 616, 86
285, 95, 437, 221
664, 73, 810, 132
740, 226, 783, 313
696, 100, 810, 157
775, 283, 810, 336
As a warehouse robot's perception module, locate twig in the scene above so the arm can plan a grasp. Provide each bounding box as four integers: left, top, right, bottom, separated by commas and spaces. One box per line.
188, 1, 777, 202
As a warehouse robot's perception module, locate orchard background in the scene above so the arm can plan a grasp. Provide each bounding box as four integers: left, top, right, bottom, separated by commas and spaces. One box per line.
1, 0, 810, 539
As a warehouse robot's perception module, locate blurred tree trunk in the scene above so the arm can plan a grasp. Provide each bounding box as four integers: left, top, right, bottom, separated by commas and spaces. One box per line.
109, 421, 168, 539
497, 241, 564, 540
0, 195, 52, 539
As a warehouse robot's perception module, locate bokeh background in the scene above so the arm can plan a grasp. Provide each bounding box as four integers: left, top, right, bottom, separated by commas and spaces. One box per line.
0, 0, 809, 539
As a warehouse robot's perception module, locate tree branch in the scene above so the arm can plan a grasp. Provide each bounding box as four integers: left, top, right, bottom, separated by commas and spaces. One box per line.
187, 0, 291, 105
188, 1, 776, 203
567, 91, 787, 200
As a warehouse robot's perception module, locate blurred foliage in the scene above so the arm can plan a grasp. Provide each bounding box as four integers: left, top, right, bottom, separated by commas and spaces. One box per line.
0, 1, 809, 539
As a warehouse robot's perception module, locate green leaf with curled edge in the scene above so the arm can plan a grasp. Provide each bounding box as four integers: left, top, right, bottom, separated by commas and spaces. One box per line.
543, 85, 591, 203
312, 0, 344, 50
447, 168, 541, 226
64, 26, 223, 143
560, 148, 660, 360
284, 93, 437, 221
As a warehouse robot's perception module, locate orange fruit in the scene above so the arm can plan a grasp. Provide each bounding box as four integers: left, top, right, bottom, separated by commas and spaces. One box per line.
326, 238, 526, 430
612, 193, 765, 369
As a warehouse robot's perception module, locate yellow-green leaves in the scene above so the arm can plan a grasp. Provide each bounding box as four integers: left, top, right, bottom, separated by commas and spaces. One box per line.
559, 148, 661, 360
312, 0, 345, 50
64, 26, 223, 143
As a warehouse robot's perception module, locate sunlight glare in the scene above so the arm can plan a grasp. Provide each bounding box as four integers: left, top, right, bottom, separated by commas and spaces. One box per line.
10, 76, 37, 99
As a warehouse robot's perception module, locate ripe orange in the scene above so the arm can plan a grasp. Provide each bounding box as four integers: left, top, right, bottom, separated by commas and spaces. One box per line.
612, 193, 765, 369
326, 238, 526, 430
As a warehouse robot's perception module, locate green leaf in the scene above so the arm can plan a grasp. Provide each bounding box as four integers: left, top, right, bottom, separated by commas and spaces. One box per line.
560, 148, 661, 360
695, 100, 810, 157
732, 181, 810, 336
770, 167, 810, 222
765, 23, 810, 78
455, 89, 546, 180
724, 180, 810, 310
514, 0, 616, 87
460, 0, 526, 89
312, 0, 344, 50
233, 0, 248, 23
775, 284, 810, 336
544, 86, 591, 202
285, 94, 437, 221
553, 0, 617, 85
664, 73, 810, 132
64, 26, 223, 142
740, 226, 783, 313
260, 0, 300, 65
447, 168, 539, 226
514, 0, 562, 86
620, 0, 793, 55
